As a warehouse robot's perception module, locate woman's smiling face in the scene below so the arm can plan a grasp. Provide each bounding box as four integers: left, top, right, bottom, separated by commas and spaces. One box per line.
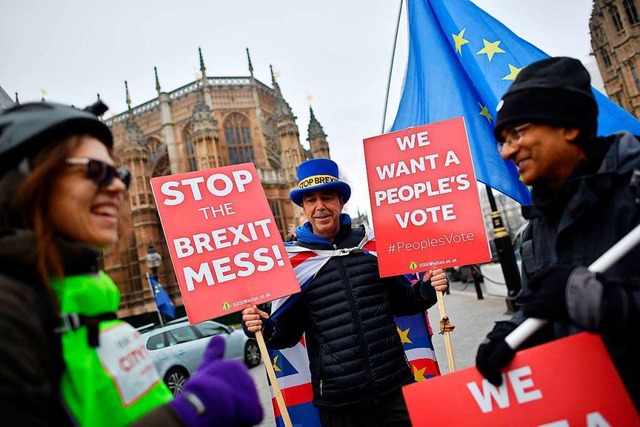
49, 135, 127, 248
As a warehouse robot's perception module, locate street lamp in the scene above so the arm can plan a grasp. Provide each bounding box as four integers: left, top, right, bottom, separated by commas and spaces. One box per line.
485, 188, 521, 314
145, 243, 162, 282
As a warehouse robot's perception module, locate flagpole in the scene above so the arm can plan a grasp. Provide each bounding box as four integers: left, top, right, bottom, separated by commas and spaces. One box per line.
485, 186, 521, 314
381, 0, 404, 134
254, 330, 293, 427
436, 291, 456, 372
146, 273, 164, 326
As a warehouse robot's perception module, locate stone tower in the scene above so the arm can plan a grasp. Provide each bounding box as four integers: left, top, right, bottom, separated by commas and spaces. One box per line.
307, 106, 330, 159
590, 0, 640, 118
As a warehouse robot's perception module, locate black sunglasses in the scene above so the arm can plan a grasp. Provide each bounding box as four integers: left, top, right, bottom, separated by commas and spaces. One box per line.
65, 157, 131, 189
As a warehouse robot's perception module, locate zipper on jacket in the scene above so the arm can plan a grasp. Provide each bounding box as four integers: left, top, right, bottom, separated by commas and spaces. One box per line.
336, 250, 376, 391
318, 337, 325, 397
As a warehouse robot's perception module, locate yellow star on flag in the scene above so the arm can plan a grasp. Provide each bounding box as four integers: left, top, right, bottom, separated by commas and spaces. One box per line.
452, 28, 469, 54
413, 365, 428, 382
478, 103, 492, 122
503, 64, 523, 81
476, 39, 505, 61
272, 355, 281, 372
397, 327, 412, 344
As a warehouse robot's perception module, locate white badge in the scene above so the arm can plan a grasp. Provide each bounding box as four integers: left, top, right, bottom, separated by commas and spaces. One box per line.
96, 323, 162, 405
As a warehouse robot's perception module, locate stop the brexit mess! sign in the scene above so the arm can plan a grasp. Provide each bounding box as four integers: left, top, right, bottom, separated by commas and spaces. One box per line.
151, 163, 300, 323
363, 117, 491, 277
403, 333, 639, 426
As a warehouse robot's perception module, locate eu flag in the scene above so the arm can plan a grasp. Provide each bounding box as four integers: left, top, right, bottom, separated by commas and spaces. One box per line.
392, 0, 640, 205
148, 274, 176, 319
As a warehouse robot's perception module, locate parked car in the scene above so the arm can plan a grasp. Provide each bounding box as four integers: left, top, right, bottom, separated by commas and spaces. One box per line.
140, 318, 261, 395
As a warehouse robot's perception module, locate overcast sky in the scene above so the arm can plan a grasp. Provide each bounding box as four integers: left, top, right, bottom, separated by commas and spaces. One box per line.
0, 0, 595, 216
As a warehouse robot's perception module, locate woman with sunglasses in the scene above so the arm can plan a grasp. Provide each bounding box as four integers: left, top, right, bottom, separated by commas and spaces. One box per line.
0, 102, 263, 426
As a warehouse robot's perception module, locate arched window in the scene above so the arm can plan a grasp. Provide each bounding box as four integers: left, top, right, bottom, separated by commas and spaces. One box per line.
624, 0, 640, 25
610, 6, 625, 32
224, 113, 254, 164
631, 64, 640, 93
602, 49, 612, 69
269, 199, 288, 238
183, 128, 197, 171
147, 137, 162, 154
152, 152, 171, 177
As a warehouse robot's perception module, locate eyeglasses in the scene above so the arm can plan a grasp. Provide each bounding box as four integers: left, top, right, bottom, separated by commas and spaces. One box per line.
497, 123, 533, 151
65, 157, 131, 189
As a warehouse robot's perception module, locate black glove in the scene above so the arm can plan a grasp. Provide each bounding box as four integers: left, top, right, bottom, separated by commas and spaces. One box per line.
523, 265, 575, 321
476, 321, 517, 386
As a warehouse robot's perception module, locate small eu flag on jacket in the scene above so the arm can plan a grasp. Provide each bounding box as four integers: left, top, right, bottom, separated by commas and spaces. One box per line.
147, 273, 176, 319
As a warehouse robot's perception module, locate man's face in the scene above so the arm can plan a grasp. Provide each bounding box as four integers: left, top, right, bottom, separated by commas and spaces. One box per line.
498, 123, 583, 189
302, 190, 343, 240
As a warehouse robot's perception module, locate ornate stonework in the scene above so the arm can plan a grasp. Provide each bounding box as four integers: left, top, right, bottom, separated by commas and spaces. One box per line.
590, 0, 640, 118
104, 52, 331, 319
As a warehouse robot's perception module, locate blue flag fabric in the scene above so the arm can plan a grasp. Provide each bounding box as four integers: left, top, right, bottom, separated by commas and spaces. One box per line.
149, 275, 176, 318
391, 0, 640, 205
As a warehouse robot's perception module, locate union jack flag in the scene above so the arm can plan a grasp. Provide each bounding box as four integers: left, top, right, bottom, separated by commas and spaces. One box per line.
267, 227, 440, 426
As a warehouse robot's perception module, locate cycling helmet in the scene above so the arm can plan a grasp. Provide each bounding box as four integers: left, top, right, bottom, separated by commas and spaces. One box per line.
0, 102, 113, 172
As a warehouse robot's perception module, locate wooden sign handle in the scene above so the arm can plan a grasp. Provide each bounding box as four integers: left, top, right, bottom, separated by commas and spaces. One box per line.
255, 330, 293, 427
436, 291, 456, 372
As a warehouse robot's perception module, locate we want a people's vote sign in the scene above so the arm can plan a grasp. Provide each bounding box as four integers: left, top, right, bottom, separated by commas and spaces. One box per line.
403, 333, 639, 426
363, 117, 491, 277
151, 163, 299, 323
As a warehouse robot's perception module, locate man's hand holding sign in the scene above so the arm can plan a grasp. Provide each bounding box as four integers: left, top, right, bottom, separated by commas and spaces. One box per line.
152, 163, 300, 426
151, 163, 299, 323
404, 333, 638, 426
364, 117, 491, 373
238, 158, 449, 426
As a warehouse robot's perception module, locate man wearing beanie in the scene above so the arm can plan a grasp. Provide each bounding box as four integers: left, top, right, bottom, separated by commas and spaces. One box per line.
242, 158, 449, 426
475, 56, 640, 409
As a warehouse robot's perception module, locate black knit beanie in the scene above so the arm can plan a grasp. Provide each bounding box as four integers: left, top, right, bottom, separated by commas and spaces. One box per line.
494, 57, 598, 140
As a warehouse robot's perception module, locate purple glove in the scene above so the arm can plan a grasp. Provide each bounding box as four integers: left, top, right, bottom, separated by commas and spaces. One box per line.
168, 335, 264, 427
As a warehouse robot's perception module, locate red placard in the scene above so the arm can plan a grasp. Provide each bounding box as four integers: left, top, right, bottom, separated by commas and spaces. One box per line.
403, 333, 639, 426
150, 163, 300, 323
363, 117, 491, 277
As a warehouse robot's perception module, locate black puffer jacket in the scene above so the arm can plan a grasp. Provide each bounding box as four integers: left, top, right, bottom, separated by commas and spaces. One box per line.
263, 224, 437, 408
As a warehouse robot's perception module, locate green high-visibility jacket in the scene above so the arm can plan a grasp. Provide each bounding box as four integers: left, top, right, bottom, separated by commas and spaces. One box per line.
52, 272, 172, 426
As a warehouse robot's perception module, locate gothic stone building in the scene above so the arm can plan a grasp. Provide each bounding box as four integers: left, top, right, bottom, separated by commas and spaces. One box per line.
104, 49, 331, 320
590, 0, 640, 118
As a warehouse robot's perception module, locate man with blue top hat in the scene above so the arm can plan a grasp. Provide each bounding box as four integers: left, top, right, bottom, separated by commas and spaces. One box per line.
243, 158, 448, 426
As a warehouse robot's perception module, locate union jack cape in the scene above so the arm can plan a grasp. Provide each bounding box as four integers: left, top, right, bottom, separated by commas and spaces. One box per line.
267, 226, 440, 426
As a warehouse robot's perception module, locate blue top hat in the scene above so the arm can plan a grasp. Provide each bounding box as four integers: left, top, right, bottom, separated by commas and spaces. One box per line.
290, 158, 351, 207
